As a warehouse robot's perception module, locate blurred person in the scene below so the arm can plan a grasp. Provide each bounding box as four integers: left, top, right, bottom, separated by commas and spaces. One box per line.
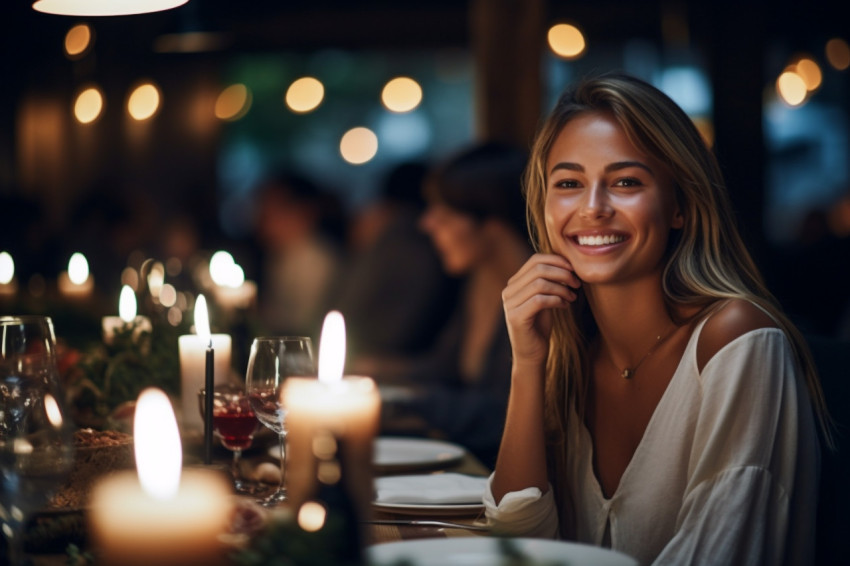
335, 161, 459, 362
388, 142, 532, 468
487, 73, 830, 565
253, 172, 343, 338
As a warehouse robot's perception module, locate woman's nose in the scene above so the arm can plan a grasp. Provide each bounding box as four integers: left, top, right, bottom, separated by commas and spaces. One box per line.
579, 184, 613, 219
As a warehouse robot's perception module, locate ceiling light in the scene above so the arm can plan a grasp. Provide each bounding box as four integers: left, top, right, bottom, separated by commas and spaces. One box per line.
33, 0, 188, 17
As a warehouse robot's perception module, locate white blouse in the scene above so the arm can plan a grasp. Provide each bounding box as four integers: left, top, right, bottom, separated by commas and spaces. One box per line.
484, 317, 820, 566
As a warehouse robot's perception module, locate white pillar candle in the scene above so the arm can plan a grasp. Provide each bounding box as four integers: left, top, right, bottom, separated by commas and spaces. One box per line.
88, 389, 232, 566
102, 285, 152, 345
178, 295, 231, 433
58, 253, 94, 300
282, 311, 381, 517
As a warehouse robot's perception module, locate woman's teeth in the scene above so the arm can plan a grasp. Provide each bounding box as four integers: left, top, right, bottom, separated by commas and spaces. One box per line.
577, 234, 626, 246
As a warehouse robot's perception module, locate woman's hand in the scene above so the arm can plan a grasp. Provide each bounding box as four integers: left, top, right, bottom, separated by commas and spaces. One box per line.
502, 253, 581, 367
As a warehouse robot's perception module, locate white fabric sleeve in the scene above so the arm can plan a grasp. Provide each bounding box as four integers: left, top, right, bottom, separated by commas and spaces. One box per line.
482, 473, 560, 538
653, 329, 813, 566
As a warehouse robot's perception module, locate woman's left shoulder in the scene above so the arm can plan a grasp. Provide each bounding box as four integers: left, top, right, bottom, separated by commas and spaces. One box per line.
696, 299, 781, 372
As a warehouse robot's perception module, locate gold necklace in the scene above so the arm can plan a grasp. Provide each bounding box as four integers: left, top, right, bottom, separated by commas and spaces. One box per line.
605, 324, 677, 379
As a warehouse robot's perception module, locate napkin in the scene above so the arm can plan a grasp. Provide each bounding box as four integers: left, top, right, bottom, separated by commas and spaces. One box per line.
374, 473, 488, 505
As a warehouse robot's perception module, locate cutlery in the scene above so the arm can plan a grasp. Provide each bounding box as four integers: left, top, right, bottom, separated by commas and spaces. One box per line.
363, 519, 491, 532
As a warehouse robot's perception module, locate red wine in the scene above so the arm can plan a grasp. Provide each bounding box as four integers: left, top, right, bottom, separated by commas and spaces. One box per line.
213, 408, 258, 451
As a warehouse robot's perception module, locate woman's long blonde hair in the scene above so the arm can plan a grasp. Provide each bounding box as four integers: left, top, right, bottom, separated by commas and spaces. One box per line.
523, 73, 833, 531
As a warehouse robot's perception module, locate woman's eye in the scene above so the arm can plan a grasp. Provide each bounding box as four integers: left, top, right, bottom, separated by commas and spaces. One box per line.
553, 179, 581, 189
614, 177, 642, 188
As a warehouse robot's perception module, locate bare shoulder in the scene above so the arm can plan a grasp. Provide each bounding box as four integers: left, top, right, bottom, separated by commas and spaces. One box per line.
696, 299, 780, 372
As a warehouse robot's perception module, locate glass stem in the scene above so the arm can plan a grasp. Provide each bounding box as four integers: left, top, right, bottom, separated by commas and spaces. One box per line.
278, 432, 287, 489
232, 448, 242, 485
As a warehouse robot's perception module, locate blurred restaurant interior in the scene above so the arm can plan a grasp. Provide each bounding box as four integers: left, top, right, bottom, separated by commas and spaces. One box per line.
1, 0, 849, 350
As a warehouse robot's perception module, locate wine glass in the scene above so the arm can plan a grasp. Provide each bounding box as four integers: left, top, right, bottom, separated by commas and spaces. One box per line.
245, 336, 314, 506
198, 383, 260, 494
0, 316, 75, 566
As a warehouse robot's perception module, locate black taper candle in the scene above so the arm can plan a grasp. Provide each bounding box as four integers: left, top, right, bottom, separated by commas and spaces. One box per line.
204, 340, 214, 465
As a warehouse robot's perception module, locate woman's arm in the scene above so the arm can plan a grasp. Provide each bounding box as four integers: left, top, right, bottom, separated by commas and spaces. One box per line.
490, 253, 580, 503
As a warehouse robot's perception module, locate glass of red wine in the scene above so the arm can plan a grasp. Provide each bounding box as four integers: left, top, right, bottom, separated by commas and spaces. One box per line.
198, 382, 260, 494
245, 336, 314, 506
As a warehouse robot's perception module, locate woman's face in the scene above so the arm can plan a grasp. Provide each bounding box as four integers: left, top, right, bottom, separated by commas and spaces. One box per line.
543, 111, 683, 285
420, 202, 485, 275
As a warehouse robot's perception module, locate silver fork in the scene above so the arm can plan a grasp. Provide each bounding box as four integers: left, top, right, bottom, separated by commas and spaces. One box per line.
364, 519, 491, 532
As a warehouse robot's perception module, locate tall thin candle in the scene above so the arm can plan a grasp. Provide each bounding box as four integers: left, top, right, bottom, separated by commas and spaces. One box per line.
195, 295, 215, 465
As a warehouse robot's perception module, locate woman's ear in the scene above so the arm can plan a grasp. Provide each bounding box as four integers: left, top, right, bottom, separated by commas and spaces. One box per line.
671, 208, 684, 230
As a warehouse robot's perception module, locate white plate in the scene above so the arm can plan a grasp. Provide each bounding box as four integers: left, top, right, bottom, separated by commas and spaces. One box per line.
372, 501, 485, 517
367, 537, 639, 566
373, 437, 466, 471
267, 436, 466, 471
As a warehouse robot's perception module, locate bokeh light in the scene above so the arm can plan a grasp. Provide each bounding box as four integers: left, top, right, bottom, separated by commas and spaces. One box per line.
64, 23, 92, 58
339, 127, 378, 165
825, 38, 850, 71
285, 77, 325, 113
0, 252, 14, 284
127, 82, 161, 121
74, 87, 104, 124
381, 77, 423, 113
68, 253, 89, 284
215, 84, 252, 121
547, 23, 586, 59
794, 57, 822, 91
776, 71, 808, 106
297, 501, 327, 532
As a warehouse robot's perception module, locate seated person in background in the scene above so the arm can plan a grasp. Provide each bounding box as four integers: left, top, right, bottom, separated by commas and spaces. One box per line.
253, 172, 344, 339
381, 142, 532, 469
488, 73, 831, 565
335, 161, 459, 363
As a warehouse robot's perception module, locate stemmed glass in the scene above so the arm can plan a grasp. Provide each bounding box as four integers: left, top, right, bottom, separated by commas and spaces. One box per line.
245, 336, 314, 506
0, 316, 75, 566
198, 383, 260, 494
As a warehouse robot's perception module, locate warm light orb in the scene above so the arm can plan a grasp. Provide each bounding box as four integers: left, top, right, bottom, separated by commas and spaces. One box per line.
159, 284, 177, 308
127, 82, 161, 121
119, 285, 137, 322
776, 71, 808, 106
794, 58, 822, 91
44, 394, 64, 428
74, 87, 104, 124
339, 127, 378, 165
134, 388, 182, 501
285, 77, 325, 113
547, 23, 586, 59
68, 253, 90, 284
209, 250, 235, 286
381, 77, 423, 113
215, 84, 251, 121
34, 0, 189, 17
0, 252, 13, 284
825, 38, 850, 71
318, 310, 346, 384
297, 501, 327, 532
194, 294, 211, 341
64, 24, 92, 58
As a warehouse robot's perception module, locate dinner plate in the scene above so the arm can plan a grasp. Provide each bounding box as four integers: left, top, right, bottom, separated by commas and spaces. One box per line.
367, 537, 639, 566
373, 436, 466, 472
373, 472, 486, 516
267, 436, 466, 472
372, 501, 485, 517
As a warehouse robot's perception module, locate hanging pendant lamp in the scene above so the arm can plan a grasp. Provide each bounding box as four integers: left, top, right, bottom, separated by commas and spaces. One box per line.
33, 0, 189, 17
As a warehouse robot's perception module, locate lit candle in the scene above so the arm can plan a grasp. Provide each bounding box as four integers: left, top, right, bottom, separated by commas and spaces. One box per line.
209, 250, 256, 311
178, 295, 231, 435
88, 388, 232, 566
282, 311, 381, 518
0, 251, 17, 299
57, 252, 94, 299
102, 285, 152, 345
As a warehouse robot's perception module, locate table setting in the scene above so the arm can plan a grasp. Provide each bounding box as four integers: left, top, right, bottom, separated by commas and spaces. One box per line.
1, 297, 636, 566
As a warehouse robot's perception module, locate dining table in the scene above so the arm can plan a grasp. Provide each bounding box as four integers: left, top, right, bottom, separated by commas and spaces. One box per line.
20, 434, 491, 566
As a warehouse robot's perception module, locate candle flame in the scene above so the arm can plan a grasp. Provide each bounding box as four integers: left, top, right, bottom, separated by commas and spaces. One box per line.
118, 285, 137, 322
318, 310, 345, 384
68, 252, 89, 285
195, 294, 211, 341
0, 252, 14, 284
134, 388, 182, 500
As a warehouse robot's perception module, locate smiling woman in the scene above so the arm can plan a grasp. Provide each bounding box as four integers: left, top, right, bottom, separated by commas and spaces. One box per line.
487, 73, 832, 566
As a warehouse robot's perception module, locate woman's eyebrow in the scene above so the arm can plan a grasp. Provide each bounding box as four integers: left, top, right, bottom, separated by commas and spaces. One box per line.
549, 160, 654, 176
